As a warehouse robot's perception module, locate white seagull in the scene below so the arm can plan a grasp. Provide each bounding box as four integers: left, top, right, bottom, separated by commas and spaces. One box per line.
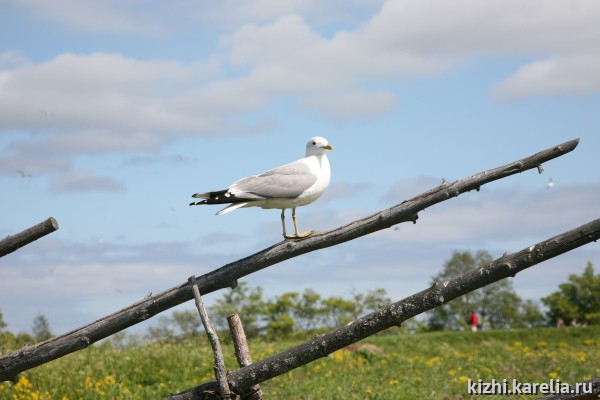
16, 169, 32, 178
190, 136, 333, 239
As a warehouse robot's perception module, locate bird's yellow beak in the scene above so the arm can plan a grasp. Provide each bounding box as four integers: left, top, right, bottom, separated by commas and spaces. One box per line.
322, 144, 334, 150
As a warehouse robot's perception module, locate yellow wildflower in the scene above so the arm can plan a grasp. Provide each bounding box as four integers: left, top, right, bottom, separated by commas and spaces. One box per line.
426, 357, 440, 367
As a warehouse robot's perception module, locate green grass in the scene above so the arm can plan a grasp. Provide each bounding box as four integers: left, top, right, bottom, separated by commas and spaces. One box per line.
1, 326, 598, 399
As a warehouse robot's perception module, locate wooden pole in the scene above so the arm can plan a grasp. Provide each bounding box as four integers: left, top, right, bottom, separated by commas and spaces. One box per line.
189, 276, 231, 400
0, 217, 59, 258
227, 314, 263, 400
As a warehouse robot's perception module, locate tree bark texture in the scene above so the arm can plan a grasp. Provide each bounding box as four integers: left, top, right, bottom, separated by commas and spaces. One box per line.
0, 139, 581, 382
227, 314, 263, 400
189, 277, 231, 399
0, 217, 59, 258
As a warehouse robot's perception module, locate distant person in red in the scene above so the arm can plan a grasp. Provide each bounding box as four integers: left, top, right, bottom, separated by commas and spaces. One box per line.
470, 311, 478, 332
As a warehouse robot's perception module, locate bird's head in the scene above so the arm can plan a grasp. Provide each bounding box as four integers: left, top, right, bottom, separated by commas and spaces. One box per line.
306, 136, 333, 157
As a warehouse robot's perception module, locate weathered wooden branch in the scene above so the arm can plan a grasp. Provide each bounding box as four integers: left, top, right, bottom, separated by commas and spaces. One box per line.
0, 139, 579, 381
169, 217, 600, 398
189, 276, 231, 400
0, 217, 59, 258
227, 314, 263, 400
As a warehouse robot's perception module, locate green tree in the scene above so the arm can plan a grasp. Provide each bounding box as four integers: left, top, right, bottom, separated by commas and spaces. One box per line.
0, 332, 35, 354
172, 309, 202, 338
517, 299, 545, 328
264, 292, 298, 339
427, 251, 488, 331
32, 313, 52, 342
346, 288, 392, 320
0, 308, 7, 332
292, 289, 323, 331
480, 279, 522, 329
542, 262, 600, 325
208, 282, 265, 338
427, 250, 528, 331
362, 288, 392, 314
147, 315, 176, 341
322, 296, 357, 328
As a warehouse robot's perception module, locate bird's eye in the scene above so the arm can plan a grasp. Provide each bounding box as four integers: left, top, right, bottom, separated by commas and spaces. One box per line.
312, 141, 316, 145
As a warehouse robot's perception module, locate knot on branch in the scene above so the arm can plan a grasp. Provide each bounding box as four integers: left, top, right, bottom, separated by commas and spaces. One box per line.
136, 309, 150, 321
445, 189, 460, 199
431, 282, 445, 306
78, 336, 91, 349
500, 262, 517, 278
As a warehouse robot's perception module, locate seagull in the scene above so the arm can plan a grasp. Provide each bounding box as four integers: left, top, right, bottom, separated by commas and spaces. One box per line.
16, 169, 32, 178
190, 136, 333, 239
547, 178, 554, 189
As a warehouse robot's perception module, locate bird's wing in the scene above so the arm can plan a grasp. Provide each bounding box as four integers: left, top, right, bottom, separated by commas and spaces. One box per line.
229, 158, 318, 199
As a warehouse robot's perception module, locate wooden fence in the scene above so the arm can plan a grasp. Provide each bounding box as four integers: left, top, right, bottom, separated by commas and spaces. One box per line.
1, 138, 598, 399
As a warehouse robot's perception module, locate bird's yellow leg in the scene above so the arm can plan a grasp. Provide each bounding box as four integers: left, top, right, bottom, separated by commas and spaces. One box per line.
281, 209, 288, 238
291, 207, 313, 238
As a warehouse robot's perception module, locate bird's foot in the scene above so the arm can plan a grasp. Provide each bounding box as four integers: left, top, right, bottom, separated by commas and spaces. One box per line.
284, 231, 314, 240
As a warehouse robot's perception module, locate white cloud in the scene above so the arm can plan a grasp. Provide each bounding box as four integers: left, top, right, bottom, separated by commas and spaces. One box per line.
302, 90, 397, 118
48, 170, 126, 194
0, 148, 71, 175
492, 54, 600, 99
319, 181, 371, 203
379, 181, 600, 249
0, 52, 221, 133
0, 52, 224, 175
2, 1, 600, 180
3, 1, 599, 136
0, 50, 30, 69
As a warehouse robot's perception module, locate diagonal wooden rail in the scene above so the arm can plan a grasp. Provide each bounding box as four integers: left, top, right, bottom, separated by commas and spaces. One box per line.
169, 217, 600, 398
0, 138, 580, 382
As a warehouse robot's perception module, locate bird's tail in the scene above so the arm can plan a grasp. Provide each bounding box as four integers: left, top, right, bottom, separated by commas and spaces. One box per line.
189, 199, 248, 214
216, 202, 249, 215
189, 189, 227, 206
189, 189, 249, 213
191, 191, 213, 199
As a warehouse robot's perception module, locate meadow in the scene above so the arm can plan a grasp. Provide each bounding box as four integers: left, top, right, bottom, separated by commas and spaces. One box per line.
1, 325, 598, 399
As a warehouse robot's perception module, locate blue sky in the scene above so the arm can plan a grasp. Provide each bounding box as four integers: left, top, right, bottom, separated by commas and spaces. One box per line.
1, 0, 599, 335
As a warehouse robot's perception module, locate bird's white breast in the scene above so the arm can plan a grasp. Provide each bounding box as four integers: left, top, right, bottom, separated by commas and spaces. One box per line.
295, 154, 330, 204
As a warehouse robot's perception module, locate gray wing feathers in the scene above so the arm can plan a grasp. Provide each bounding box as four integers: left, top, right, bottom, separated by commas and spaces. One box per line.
229, 160, 317, 199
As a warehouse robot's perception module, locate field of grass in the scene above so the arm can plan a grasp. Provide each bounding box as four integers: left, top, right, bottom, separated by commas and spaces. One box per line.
1, 325, 598, 399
